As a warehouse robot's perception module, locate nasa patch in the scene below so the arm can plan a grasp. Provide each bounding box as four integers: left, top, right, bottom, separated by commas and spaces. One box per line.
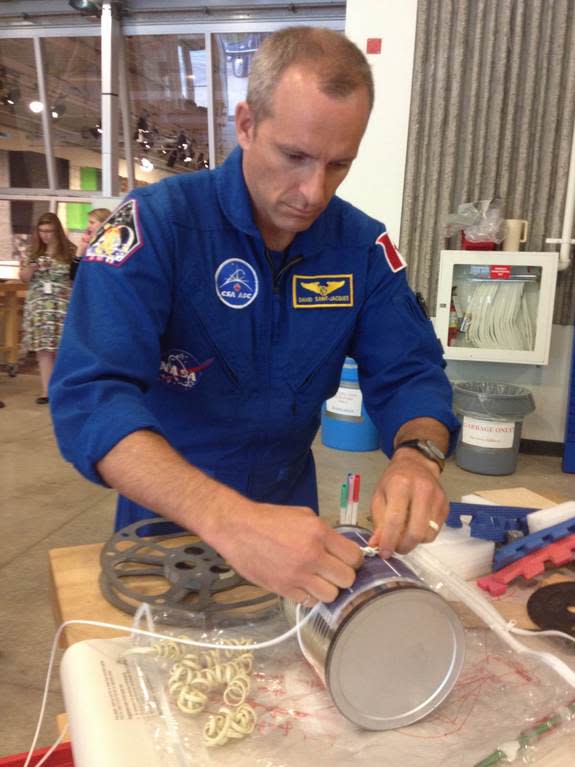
84, 199, 143, 267
215, 258, 259, 309
376, 232, 406, 273
159, 350, 214, 390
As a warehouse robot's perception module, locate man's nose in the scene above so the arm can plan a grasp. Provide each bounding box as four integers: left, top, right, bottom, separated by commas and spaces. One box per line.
300, 165, 327, 209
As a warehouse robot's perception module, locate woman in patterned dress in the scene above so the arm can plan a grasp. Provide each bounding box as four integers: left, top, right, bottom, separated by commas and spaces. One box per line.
19, 213, 76, 404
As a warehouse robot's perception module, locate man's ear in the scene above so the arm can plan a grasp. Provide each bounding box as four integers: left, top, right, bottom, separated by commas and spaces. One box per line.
235, 101, 255, 150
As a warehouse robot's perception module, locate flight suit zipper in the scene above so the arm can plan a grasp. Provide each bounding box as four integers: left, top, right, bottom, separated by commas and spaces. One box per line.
264, 248, 303, 343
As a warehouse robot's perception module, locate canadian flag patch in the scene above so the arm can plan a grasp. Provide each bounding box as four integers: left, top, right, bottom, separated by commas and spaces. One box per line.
375, 232, 406, 273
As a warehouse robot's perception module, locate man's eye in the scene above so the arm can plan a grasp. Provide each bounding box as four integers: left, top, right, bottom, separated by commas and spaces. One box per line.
285, 152, 304, 162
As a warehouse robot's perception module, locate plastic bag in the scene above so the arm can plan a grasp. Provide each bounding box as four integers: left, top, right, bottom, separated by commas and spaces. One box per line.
122, 578, 575, 766
445, 198, 506, 243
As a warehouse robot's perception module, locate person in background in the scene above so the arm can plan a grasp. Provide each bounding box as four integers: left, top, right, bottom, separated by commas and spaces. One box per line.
70, 207, 111, 281
19, 212, 76, 405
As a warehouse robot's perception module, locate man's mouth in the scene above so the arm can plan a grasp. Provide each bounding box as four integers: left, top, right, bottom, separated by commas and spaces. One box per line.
285, 203, 320, 218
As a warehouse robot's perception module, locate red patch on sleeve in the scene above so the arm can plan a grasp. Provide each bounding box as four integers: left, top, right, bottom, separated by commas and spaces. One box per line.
375, 232, 406, 273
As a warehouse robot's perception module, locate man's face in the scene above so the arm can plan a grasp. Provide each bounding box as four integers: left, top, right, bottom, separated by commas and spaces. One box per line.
236, 66, 371, 250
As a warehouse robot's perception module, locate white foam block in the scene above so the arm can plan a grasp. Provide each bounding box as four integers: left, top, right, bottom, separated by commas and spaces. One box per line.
424, 524, 495, 580
526, 501, 575, 534
460, 494, 497, 505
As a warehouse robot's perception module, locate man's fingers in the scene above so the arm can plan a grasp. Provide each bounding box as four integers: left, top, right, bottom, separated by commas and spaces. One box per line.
371, 485, 410, 556
314, 552, 357, 590
394, 491, 433, 553
305, 574, 340, 604
288, 587, 318, 607
325, 529, 364, 570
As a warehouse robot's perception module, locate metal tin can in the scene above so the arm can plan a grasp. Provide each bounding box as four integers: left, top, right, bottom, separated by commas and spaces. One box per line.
284, 526, 465, 730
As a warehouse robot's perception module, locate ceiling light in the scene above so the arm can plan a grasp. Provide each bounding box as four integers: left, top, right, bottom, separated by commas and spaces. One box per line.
29, 100, 44, 114
0, 91, 17, 107
51, 102, 66, 119
88, 121, 102, 139
3, 86, 20, 106
68, 0, 103, 15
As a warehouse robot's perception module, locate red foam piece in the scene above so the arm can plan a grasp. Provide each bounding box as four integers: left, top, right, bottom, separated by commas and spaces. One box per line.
477, 534, 575, 597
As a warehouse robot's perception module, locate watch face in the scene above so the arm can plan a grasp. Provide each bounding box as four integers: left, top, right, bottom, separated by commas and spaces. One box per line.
423, 440, 445, 461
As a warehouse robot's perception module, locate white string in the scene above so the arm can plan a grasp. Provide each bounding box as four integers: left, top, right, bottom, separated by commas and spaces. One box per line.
27, 723, 69, 767
23, 608, 321, 767
507, 622, 575, 646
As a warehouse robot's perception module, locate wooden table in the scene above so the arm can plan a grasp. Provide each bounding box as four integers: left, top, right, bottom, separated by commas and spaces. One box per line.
49, 541, 273, 647
48, 539, 573, 646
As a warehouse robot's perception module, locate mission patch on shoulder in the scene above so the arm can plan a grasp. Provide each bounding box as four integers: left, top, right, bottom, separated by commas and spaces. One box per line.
85, 198, 143, 267
292, 274, 353, 308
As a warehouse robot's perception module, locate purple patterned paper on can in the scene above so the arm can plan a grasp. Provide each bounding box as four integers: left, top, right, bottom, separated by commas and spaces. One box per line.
317, 527, 421, 627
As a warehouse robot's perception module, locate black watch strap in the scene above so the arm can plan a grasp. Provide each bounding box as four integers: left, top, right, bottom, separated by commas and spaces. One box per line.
394, 439, 446, 472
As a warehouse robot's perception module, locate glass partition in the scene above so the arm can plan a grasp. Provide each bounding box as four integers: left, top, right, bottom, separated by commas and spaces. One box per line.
125, 34, 209, 178
213, 32, 270, 165
43, 37, 103, 192
0, 39, 49, 188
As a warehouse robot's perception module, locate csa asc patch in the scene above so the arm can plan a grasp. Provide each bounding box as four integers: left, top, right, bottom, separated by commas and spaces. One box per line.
159, 350, 214, 390
293, 274, 353, 308
215, 258, 259, 309
376, 232, 407, 273
84, 199, 143, 267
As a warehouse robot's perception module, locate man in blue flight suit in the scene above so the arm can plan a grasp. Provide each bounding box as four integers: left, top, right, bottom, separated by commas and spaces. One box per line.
50, 27, 459, 606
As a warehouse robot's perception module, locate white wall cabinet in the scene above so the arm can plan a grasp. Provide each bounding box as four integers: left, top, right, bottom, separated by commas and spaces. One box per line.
435, 251, 559, 365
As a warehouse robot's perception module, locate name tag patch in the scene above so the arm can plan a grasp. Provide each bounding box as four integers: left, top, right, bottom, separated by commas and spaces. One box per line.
292, 274, 353, 308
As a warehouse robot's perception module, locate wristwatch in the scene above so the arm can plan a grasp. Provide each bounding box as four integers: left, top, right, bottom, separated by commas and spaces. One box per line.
394, 439, 446, 472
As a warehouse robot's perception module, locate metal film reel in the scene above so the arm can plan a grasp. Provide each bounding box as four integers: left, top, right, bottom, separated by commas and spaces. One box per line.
100, 518, 278, 625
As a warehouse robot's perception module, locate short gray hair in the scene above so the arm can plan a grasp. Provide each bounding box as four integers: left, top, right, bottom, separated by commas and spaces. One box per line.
247, 27, 374, 126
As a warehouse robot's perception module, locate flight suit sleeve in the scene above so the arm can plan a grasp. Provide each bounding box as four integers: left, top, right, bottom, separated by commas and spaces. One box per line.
49, 190, 175, 485
349, 237, 460, 458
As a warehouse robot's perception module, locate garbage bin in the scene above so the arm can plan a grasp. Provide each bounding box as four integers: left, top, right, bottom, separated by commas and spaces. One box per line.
321, 358, 379, 451
453, 382, 535, 475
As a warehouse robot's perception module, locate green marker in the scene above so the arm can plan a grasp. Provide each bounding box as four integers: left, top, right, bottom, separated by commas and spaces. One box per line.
339, 482, 348, 524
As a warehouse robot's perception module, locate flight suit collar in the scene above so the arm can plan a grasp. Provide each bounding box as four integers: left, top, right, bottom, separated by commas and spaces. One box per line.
215, 146, 331, 258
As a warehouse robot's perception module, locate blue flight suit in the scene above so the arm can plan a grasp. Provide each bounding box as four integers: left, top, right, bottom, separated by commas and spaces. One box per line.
50, 147, 459, 530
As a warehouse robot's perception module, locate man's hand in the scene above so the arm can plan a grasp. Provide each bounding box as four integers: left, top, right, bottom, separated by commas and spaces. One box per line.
206, 500, 364, 605
97, 431, 363, 606
367, 448, 448, 558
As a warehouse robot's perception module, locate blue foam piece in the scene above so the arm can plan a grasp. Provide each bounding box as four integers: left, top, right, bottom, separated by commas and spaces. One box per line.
492, 517, 575, 571
447, 502, 535, 543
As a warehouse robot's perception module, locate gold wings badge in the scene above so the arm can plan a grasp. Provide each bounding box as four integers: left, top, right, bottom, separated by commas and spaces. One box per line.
301, 280, 346, 297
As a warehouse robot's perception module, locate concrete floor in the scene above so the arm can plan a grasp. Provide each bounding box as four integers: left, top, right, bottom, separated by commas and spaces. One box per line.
1, 371, 574, 758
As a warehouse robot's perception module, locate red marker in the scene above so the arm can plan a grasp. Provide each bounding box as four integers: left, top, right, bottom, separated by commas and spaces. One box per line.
352, 474, 361, 523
